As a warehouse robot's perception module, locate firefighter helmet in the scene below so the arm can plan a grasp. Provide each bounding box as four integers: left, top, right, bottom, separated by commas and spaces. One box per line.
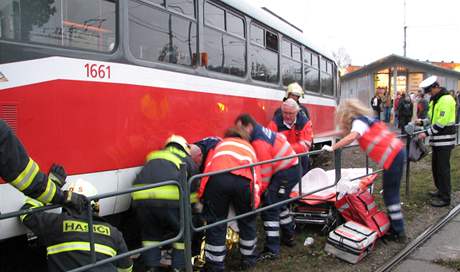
66, 178, 99, 212
165, 134, 191, 155
286, 82, 304, 98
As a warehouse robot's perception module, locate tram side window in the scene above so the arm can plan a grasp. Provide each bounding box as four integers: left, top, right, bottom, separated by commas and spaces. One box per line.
321, 59, 334, 96
0, 0, 116, 52
250, 23, 279, 83
281, 39, 301, 86
204, 2, 246, 77
304, 50, 320, 93
129, 0, 197, 67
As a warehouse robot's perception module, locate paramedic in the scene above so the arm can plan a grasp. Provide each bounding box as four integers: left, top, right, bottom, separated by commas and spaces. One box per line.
322, 99, 407, 242
19, 179, 133, 272
417, 76, 456, 207
189, 136, 222, 172
0, 119, 87, 210
198, 127, 261, 271
235, 114, 301, 260
131, 135, 198, 272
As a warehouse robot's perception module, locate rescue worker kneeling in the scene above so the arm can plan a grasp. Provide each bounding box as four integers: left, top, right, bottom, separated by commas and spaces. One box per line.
19, 179, 133, 272
197, 127, 262, 271
131, 135, 197, 272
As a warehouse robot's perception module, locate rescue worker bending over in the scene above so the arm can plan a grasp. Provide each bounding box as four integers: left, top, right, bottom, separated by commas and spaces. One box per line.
189, 136, 222, 172
19, 179, 133, 272
197, 127, 262, 271
417, 76, 457, 207
273, 82, 311, 120
235, 114, 301, 260
0, 119, 87, 210
131, 135, 197, 272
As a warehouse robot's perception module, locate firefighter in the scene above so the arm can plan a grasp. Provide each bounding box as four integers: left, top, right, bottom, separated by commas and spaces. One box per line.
273, 82, 311, 120
322, 99, 407, 242
197, 127, 261, 271
19, 178, 133, 272
417, 76, 457, 207
235, 114, 301, 260
267, 98, 313, 247
0, 119, 87, 210
131, 135, 197, 272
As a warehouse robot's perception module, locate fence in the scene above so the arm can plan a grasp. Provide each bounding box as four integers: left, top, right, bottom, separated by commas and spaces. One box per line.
1, 124, 458, 271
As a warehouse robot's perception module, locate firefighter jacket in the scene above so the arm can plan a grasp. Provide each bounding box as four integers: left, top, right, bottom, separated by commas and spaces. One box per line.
198, 137, 262, 208
425, 89, 457, 147
20, 197, 133, 272
0, 119, 64, 204
193, 136, 222, 172
267, 110, 313, 153
250, 124, 298, 192
355, 116, 403, 170
131, 146, 198, 207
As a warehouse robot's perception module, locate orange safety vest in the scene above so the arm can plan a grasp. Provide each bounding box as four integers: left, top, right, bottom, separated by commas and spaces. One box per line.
267, 118, 313, 154
198, 137, 262, 208
357, 119, 403, 170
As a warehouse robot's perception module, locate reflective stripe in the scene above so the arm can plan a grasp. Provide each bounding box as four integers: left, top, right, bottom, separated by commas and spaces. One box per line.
146, 150, 181, 168
240, 247, 255, 256
261, 176, 271, 183
218, 141, 257, 158
387, 203, 401, 212
117, 265, 133, 272
205, 244, 226, 252
378, 138, 399, 168
266, 231, 280, 237
365, 130, 390, 154
273, 154, 296, 173
205, 251, 225, 262
37, 178, 57, 204
47, 242, 116, 257
337, 203, 349, 212
432, 134, 456, 140
366, 202, 376, 211
260, 167, 273, 175
280, 209, 289, 217
280, 217, 293, 225
10, 158, 39, 191
173, 242, 184, 250
142, 241, 161, 247
379, 222, 391, 232
264, 221, 280, 227
389, 212, 403, 220
430, 126, 439, 134
132, 184, 196, 203
274, 142, 291, 159
239, 238, 257, 247
212, 150, 255, 164
20, 197, 44, 222
431, 141, 456, 146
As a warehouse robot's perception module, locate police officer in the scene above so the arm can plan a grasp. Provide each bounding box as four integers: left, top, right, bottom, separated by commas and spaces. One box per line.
19, 179, 133, 272
417, 76, 457, 207
235, 114, 301, 260
197, 127, 261, 271
1, 119, 87, 209
131, 135, 197, 272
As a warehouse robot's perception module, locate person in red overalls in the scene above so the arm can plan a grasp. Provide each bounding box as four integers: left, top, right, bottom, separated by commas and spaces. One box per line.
322, 99, 407, 242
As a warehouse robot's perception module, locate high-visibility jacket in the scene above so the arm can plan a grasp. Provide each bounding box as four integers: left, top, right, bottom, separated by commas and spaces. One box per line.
355, 116, 403, 170
0, 119, 63, 204
131, 146, 198, 206
425, 89, 457, 147
20, 197, 133, 272
250, 124, 298, 192
267, 110, 313, 153
198, 137, 262, 208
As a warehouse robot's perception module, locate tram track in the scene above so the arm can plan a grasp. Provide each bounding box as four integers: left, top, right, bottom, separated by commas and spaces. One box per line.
375, 203, 460, 272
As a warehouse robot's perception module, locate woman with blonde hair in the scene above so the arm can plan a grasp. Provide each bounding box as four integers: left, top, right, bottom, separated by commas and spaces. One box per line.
322, 99, 407, 242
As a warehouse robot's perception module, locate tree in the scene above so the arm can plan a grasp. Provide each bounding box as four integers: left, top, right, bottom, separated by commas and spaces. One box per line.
332, 47, 352, 69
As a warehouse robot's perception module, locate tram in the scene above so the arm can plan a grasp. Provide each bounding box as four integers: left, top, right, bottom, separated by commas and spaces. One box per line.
0, 0, 338, 240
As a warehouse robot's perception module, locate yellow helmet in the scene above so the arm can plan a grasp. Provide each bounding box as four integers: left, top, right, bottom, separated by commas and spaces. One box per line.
286, 82, 304, 98
164, 134, 191, 155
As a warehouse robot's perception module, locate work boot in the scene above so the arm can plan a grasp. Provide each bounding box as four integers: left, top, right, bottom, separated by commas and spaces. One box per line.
238, 259, 256, 271
431, 198, 450, 207
281, 234, 296, 247
428, 190, 440, 198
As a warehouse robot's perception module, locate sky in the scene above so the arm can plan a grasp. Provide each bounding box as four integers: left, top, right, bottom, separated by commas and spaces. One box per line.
251, 0, 460, 66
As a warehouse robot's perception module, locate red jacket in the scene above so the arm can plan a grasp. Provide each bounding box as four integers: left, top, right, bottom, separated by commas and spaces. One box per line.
198, 137, 262, 208
267, 111, 313, 153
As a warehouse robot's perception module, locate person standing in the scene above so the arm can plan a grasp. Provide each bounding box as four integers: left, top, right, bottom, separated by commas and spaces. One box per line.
371, 94, 382, 120
382, 90, 392, 123
322, 99, 407, 242
397, 93, 413, 134
131, 135, 198, 272
197, 127, 261, 271
416, 90, 429, 119
417, 76, 457, 207
235, 114, 301, 260
19, 179, 133, 272
393, 92, 402, 128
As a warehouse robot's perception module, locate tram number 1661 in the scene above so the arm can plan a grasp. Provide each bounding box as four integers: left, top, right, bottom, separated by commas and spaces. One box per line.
84, 63, 111, 79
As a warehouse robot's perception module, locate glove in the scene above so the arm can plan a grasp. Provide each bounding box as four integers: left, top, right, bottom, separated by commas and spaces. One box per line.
62, 190, 90, 214
48, 163, 67, 188
321, 145, 333, 152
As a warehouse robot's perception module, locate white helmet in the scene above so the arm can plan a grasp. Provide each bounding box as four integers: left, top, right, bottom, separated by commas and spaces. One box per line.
419, 75, 439, 93
67, 178, 99, 212
286, 82, 304, 98
164, 134, 191, 155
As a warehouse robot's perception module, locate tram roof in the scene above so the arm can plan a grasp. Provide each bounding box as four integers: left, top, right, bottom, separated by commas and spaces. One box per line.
221, 0, 334, 61
342, 54, 460, 80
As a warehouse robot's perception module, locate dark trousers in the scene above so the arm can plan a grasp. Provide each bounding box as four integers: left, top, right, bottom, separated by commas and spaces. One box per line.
432, 146, 453, 202
203, 173, 257, 271
261, 164, 301, 254
383, 149, 405, 234
133, 201, 184, 269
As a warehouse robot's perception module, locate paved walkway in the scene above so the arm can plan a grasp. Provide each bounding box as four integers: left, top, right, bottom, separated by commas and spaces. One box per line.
394, 212, 460, 272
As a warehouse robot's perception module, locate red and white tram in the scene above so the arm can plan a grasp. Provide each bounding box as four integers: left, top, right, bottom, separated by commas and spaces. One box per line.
0, 0, 338, 240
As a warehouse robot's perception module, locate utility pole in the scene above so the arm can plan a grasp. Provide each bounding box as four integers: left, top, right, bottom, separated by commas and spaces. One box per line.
403, 0, 407, 57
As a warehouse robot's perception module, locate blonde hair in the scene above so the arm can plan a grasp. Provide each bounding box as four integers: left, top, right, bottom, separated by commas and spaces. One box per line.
336, 99, 374, 134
